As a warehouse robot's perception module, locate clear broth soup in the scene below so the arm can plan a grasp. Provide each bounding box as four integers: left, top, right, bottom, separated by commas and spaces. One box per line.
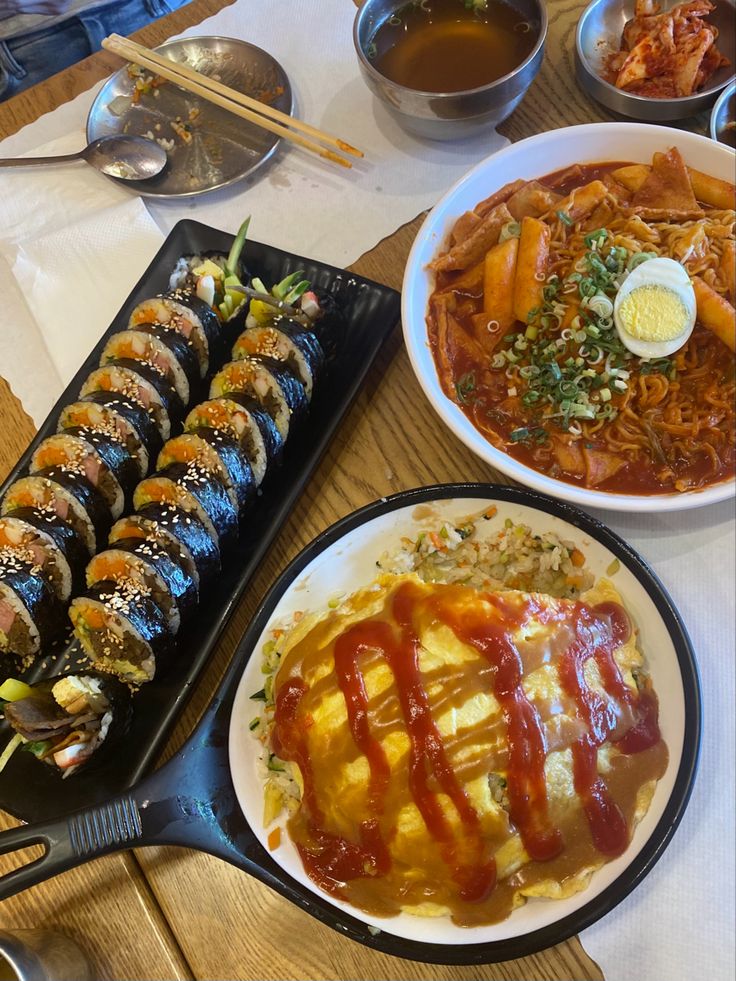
369, 0, 537, 93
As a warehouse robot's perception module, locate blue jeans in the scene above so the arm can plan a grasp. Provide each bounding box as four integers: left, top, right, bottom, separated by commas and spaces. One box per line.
0, 0, 185, 101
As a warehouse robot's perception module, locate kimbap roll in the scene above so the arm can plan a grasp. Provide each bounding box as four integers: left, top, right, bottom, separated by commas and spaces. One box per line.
100, 326, 199, 407
80, 362, 182, 443
110, 505, 220, 587
232, 320, 324, 399
2, 473, 108, 555
184, 397, 282, 487
86, 536, 197, 632
0, 509, 87, 601
128, 292, 222, 378
0, 673, 130, 777
30, 432, 130, 520
158, 430, 255, 513
0, 553, 66, 666
134, 462, 238, 548
60, 392, 162, 477
209, 357, 307, 441
69, 579, 172, 686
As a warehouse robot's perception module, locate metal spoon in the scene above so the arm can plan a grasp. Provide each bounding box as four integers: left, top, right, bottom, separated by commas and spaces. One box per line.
0, 135, 168, 180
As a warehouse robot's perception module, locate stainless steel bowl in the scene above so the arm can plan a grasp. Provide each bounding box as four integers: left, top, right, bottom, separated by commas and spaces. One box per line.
576, 0, 735, 121
710, 79, 736, 145
353, 0, 547, 140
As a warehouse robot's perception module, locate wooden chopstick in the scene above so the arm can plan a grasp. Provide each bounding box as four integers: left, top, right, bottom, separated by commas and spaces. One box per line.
102, 34, 362, 169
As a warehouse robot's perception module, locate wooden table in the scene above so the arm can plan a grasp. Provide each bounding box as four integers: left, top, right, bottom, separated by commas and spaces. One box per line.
0, 2, 714, 977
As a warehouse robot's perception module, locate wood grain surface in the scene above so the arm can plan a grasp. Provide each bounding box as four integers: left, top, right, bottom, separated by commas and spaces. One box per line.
0, 0, 712, 976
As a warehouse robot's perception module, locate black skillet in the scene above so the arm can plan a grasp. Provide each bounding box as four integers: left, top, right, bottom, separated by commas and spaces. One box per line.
0, 485, 702, 966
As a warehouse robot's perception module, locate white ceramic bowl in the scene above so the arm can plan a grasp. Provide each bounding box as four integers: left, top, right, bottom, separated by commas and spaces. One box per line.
402, 122, 736, 513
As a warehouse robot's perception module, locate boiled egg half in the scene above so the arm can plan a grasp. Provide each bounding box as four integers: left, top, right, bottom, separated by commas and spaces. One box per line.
614, 256, 696, 359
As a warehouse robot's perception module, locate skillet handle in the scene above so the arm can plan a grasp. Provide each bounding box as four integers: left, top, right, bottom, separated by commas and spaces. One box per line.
0, 793, 147, 900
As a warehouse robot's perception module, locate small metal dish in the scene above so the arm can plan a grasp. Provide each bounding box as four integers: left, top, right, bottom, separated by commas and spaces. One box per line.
575, 0, 735, 121
87, 36, 292, 198
710, 79, 736, 146
353, 0, 547, 140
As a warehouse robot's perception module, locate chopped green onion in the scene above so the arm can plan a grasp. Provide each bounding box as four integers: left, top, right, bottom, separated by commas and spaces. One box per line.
557, 210, 574, 226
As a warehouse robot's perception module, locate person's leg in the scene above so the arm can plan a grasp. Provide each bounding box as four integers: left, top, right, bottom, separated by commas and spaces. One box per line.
78, 0, 187, 49
0, 18, 93, 100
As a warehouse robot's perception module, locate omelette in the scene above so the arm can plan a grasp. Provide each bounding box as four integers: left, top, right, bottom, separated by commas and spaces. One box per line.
264, 573, 668, 926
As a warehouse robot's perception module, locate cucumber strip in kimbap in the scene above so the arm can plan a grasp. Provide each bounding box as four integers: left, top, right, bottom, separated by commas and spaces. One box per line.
80, 362, 181, 442
128, 292, 221, 378
0, 673, 130, 777
60, 392, 162, 477
30, 433, 128, 520
86, 537, 197, 632
209, 357, 307, 441
232, 319, 324, 400
69, 580, 172, 686
2, 473, 109, 555
134, 462, 238, 548
100, 326, 199, 407
158, 430, 255, 513
168, 217, 252, 346
111, 505, 220, 587
0, 509, 87, 601
0, 555, 66, 666
184, 397, 282, 487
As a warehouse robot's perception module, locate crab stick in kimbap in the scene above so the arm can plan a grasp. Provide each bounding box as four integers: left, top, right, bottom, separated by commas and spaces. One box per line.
158, 430, 255, 513
0, 509, 87, 601
134, 461, 238, 548
30, 432, 133, 520
2, 473, 109, 555
128, 292, 222, 378
60, 392, 162, 477
209, 357, 307, 441
100, 326, 200, 408
0, 553, 66, 666
69, 580, 172, 686
86, 536, 197, 632
0, 673, 130, 777
184, 397, 282, 488
232, 320, 324, 400
110, 505, 220, 587
80, 362, 182, 443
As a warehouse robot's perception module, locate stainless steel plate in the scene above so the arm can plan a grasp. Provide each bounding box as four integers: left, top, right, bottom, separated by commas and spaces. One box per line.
87, 36, 292, 197
710, 80, 736, 147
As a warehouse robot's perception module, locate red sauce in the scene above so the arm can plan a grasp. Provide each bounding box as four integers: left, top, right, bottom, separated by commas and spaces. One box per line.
272, 578, 668, 925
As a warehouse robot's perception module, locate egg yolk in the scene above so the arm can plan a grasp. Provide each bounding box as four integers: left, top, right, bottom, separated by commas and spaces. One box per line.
617, 285, 688, 341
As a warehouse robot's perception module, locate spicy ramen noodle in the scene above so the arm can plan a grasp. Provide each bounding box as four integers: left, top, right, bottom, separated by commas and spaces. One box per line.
427, 146, 736, 494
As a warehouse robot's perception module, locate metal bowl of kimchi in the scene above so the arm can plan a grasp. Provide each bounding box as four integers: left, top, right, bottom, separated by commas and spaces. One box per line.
575, 0, 735, 120
401, 122, 736, 513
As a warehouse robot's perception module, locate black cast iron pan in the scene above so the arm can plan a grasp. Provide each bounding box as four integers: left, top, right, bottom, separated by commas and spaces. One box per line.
0, 485, 702, 965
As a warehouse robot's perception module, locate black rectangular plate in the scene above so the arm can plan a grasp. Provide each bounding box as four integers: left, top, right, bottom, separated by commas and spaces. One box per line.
0, 219, 400, 823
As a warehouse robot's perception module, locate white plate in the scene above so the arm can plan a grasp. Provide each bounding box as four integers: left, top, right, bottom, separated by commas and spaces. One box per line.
401, 123, 736, 513
228, 484, 700, 958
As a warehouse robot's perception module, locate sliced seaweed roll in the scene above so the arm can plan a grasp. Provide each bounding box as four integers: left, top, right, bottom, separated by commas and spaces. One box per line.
60, 393, 162, 477
0, 509, 87, 601
110, 505, 220, 587
0, 673, 130, 777
134, 462, 238, 548
2, 473, 109, 555
86, 537, 197, 633
232, 320, 324, 399
209, 357, 307, 441
128, 292, 221, 378
30, 433, 129, 520
100, 327, 199, 407
184, 397, 282, 487
69, 580, 172, 686
158, 430, 255, 513
0, 554, 66, 666
80, 362, 181, 442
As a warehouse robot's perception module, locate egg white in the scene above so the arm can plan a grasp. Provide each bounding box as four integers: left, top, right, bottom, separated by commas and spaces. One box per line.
614, 257, 697, 359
